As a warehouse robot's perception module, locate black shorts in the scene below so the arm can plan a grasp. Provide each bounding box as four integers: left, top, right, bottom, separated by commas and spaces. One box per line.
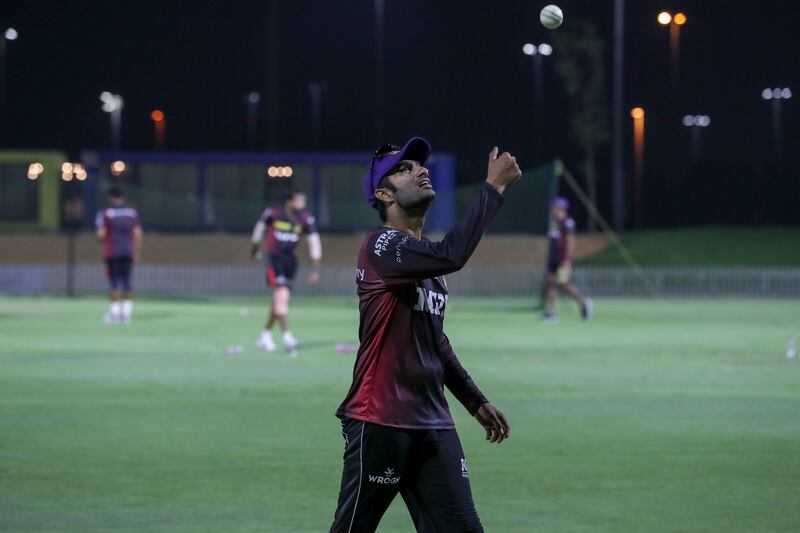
330, 418, 483, 532
105, 257, 133, 292
266, 253, 297, 289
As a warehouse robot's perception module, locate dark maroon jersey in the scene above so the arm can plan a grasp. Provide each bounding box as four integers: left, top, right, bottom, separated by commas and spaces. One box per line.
259, 207, 317, 256
547, 216, 575, 265
336, 183, 504, 429
95, 205, 140, 259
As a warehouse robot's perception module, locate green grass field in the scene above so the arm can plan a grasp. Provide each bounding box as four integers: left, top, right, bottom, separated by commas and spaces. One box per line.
1, 295, 799, 532
581, 226, 800, 266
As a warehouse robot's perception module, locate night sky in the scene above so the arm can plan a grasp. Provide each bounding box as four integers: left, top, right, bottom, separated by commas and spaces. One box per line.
3, 1, 799, 186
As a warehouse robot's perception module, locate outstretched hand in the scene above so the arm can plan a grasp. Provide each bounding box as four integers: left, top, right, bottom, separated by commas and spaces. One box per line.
474, 403, 511, 444
486, 147, 522, 194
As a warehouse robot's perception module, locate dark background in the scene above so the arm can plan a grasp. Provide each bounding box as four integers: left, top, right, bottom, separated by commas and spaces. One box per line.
3, 1, 799, 228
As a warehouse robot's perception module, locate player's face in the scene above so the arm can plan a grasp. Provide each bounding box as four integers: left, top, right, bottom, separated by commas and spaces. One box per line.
289, 193, 306, 211
551, 207, 566, 221
384, 160, 435, 211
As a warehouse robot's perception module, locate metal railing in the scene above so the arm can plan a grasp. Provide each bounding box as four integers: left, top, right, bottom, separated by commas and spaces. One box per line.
2, 264, 799, 298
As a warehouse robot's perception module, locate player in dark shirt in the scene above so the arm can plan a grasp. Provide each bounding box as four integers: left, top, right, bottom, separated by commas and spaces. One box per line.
543, 197, 592, 323
330, 137, 520, 532
95, 187, 142, 324
250, 191, 322, 355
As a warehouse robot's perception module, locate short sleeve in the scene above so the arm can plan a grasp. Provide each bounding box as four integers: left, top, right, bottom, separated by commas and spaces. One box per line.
303, 213, 318, 234
564, 218, 576, 234
260, 208, 274, 224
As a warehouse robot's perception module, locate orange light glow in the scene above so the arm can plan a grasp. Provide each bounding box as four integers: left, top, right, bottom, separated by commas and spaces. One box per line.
630, 107, 645, 120
657, 12, 672, 25
673, 12, 687, 25
151, 110, 165, 123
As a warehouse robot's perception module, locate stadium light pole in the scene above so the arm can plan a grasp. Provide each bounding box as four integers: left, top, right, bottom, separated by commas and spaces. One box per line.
100, 92, 124, 152
630, 107, 645, 228
151, 109, 165, 151
612, 0, 626, 230
681, 114, 710, 161
761, 88, 792, 157
657, 11, 686, 86
266, 0, 279, 150
244, 91, 260, 150
0, 27, 18, 145
522, 43, 553, 157
373, 0, 385, 145
308, 82, 327, 149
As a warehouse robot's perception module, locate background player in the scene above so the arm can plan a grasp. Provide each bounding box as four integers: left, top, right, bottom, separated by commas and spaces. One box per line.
543, 196, 592, 323
331, 138, 518, 532
95, 187, 142, 324
250, 191, 322, 355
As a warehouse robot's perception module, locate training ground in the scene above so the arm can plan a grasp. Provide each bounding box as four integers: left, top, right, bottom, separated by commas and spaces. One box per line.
1, 295, 798, 532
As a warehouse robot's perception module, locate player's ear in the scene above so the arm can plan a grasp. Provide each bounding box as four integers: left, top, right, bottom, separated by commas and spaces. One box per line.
374, 187, 394, 204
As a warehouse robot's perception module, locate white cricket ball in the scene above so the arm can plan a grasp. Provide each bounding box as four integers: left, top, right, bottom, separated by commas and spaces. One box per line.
540, 5, 564, 29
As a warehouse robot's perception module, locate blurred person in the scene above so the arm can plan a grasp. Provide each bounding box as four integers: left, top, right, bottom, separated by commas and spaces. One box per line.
542, 197, 592, 323
250, 191, 322, 355
330, 138, 518, 532
95, 187, 142, 324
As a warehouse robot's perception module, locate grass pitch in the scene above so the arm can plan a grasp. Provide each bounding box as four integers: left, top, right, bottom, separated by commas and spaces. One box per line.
1, 295, 798, 532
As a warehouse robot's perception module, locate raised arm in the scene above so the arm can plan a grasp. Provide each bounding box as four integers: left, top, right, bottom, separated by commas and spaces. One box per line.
368, 183, 502, 283
368, 148, 520, 284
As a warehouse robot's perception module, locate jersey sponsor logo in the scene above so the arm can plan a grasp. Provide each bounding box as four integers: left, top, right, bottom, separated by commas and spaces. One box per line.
368, 467, 401, 485
274, 230, 301, 243
460, 458, 469, 479
373, 229, 398, 257
394, 235, 409, 263
414, 287, 447, 316
107, 208, 137, 219
355, 268, 365, 281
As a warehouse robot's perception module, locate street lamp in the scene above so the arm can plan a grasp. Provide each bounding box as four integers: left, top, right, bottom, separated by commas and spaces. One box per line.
657, 11, 686, 85
374, 0, 385, 145
244, 91, 260, 150
151, 109, 165, 151
522, 42, 553, 157
682, 114, 710, 160
99, 91, 124, 151
630, 107, 645, 228
761, 87, 792, 157
1, 27, 19, 144
308, 82, 327, 149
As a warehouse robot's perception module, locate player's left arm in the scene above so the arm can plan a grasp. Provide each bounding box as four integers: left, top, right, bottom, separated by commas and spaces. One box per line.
95, 212, 106, 241
563, 218, 576, 266
304, 214, 322, 284
440, 332, 510, 443
132, 216, 143, 263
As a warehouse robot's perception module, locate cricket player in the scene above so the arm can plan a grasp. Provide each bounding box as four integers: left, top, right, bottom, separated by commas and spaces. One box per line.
542, 197, 592, 322
95, 187, 142, 324
250, 191, 322, 355
331, 137, 519, 532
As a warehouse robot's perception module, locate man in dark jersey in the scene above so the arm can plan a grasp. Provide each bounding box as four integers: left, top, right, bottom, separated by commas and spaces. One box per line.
542, 197, 592, 323
250, 191, 322, 355
330, 137, 520, 532
95, 187, 142, 324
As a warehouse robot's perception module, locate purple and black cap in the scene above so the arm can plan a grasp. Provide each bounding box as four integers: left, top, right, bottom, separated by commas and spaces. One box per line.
550, 196, 569, 210
364, 136, 431, 207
